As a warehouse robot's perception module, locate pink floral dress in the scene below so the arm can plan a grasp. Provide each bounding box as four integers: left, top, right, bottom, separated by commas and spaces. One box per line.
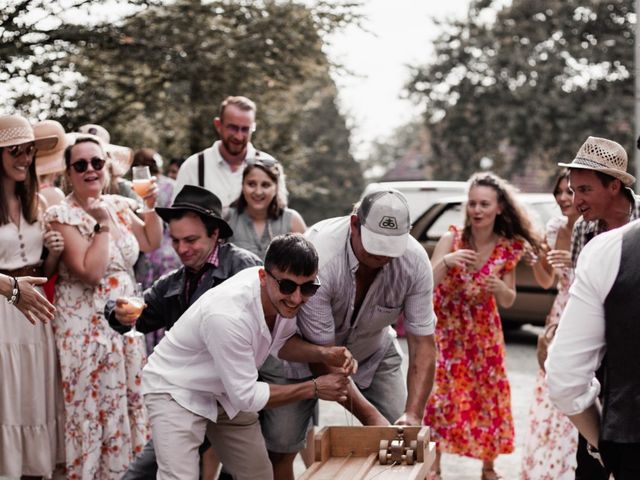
45, 195, 150, 480
520, 217, 577, 479
423, 225, 523, 461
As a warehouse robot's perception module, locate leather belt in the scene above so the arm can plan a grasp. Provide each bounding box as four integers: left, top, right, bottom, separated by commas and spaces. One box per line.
0, 264, 44, 278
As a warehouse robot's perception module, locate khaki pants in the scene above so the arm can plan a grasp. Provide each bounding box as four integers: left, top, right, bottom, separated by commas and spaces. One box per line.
145, 393, 273, 480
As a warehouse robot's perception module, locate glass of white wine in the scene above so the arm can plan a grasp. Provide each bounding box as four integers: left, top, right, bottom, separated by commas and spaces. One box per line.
131, 166, 153, 213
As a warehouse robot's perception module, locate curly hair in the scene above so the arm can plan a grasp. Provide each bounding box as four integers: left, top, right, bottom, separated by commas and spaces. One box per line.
462, 172, 541, 251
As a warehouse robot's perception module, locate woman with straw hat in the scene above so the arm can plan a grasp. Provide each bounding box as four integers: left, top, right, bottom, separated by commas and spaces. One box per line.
0, 113, 66, 478
34, 120, 69, 207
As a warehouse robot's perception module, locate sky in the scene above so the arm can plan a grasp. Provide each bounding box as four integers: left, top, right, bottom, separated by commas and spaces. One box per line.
323, 1, 471, 160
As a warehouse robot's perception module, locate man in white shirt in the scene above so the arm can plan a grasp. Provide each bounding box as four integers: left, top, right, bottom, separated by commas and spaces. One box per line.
546, 219, 640, 480
174, 95, 283, 208
262, 189, 437, 480
142, 234, 355, 480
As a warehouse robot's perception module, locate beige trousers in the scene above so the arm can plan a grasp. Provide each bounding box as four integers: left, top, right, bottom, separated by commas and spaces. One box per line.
145, 393, 273, 480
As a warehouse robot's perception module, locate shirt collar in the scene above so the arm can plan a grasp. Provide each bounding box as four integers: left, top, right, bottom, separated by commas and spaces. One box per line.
213, 140, 256, 166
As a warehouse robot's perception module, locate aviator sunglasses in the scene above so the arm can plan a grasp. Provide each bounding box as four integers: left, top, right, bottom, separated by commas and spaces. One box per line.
266, 269, 321, 297
7, 143, 36, 158
70, 157, 106, 173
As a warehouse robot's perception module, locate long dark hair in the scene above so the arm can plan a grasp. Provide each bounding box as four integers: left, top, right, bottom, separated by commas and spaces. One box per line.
0, 146, 40, 225
552, 169, 570, 197
462, 172, 541, 250
231, 163, 285, 219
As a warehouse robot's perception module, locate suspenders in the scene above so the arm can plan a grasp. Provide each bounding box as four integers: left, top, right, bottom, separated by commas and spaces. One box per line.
197, 152, 205, 187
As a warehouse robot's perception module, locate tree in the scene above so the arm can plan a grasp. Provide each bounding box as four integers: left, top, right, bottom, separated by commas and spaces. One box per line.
2, 0, 363, 222
407, 0, 635, 186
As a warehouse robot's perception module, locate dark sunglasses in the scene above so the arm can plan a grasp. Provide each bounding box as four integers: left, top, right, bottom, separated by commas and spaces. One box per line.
70, 157, 106, 173
7, 143, 36, 158
266, 269, 321, 297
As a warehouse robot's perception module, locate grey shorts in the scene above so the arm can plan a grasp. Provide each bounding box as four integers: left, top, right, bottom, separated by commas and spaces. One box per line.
259, 342, 406, 454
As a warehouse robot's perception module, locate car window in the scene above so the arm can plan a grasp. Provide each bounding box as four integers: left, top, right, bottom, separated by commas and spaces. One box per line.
425, 203, 463, 240
527, 201, 561, 234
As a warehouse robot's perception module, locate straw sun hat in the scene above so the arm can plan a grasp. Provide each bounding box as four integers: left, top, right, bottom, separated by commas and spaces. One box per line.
558, 136, 635, 186
76, 123, 133, 177
0, 114, 58, 151
33, 120, 70, 176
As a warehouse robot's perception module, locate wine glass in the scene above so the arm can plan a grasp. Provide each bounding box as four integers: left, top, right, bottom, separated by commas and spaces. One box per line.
125, 282, 145, 333
131, 166, 153, 213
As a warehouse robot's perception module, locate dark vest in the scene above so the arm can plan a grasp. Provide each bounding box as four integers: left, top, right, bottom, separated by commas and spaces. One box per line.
602, 221, 640, 443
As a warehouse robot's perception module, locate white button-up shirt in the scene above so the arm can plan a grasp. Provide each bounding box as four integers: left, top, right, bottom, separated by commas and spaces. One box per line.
545, 220, 632, 415
284, 216, 436, 388
142, 266, 297, 421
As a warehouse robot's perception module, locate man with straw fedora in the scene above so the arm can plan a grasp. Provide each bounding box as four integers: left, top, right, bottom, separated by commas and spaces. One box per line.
548, 136, 640, 480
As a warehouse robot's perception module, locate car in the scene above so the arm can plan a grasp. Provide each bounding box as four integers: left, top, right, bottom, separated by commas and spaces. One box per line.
410, 193, 561, 327
361, 180, 468, 223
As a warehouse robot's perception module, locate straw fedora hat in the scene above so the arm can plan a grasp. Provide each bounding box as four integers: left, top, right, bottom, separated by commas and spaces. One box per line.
77, 123, 133, 177
558, 136, 635, 186
0, 114, 58, 150
33, 120, 70, 176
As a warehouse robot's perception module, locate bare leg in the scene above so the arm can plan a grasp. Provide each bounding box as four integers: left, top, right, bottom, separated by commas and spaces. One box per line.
201, 446, 221, 480
268, 451, 297, 480
299, 427, 315, 468
482, 457, 501, 480
427, 449, 442, 479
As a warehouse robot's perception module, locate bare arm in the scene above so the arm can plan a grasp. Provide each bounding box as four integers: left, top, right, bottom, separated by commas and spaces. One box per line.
130, 209, 162, 253
487, 269, 517, 308
530, 245, 555, 289
0, 274, 55, 324
431, 232, 477, 286
568, 402, 601, 448
289, 209, 306, 234
265, 373, 349, 409
278, 335, 357, 374
396, 333, 436, 425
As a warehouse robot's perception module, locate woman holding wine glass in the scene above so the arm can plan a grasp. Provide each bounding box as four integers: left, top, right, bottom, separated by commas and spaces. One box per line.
44, 135, 162, 479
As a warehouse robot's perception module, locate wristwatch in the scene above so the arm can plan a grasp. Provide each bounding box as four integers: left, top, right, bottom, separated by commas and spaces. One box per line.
94, 223, 110, 234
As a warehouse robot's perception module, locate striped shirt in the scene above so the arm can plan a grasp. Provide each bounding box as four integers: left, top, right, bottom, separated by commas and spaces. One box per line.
284, 216, 436, 388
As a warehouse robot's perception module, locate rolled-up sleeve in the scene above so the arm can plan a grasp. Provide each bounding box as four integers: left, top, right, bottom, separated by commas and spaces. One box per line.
201, 315, 270, 414
403, 249, 436, 336
546, 230, 620, 415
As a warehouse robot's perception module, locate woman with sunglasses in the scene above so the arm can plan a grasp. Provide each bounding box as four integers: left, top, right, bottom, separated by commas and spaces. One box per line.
0, 114, 66, 479
44, 136, 162, 479
226, 160, 305, 260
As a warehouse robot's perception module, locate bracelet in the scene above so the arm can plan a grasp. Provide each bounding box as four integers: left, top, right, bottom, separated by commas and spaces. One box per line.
311, 377, 319, 399
7, 277, 19, 305
442, 256, 450, 269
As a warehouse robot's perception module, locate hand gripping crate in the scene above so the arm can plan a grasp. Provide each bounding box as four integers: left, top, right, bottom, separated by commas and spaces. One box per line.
299, 426, 436, 480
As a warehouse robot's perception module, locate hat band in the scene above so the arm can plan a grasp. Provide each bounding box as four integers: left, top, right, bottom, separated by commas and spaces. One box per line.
573, 156, 625, 173
0, 127, 33, 144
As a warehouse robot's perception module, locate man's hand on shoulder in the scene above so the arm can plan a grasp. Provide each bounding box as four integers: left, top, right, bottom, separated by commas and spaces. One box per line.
394, 411, 422, 426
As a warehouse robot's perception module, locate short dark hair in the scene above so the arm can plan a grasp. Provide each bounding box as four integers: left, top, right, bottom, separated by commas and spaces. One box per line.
264, 234, 318, 277
168, 210, 225, 238
594, 170, 618, 188
169, 157, 184, 167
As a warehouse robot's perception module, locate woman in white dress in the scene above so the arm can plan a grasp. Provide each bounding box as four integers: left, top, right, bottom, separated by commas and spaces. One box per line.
0, 114, 65, 478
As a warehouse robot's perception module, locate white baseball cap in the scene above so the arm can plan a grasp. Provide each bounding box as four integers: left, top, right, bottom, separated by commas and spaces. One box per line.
357, 189, 411, 257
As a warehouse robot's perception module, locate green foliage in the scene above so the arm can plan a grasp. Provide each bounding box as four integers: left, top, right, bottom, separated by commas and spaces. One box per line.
407, 0, 635, 187
2, 0, 363, 223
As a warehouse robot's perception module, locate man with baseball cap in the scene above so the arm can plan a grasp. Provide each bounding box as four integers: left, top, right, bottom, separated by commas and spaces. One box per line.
548, 136, 640, 480
262, 189, 437, 480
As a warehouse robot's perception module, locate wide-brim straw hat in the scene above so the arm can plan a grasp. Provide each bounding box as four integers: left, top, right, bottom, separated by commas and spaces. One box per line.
75, 124, 133, 177
558, 136, 635, 186
34, 120, 70, 176
0, 114, 58, 151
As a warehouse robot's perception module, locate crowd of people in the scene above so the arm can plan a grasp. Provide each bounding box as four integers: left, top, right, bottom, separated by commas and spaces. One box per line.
1, 94, 639, 480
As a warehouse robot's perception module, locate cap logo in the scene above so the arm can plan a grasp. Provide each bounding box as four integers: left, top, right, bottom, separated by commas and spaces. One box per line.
379, 216, 398, 230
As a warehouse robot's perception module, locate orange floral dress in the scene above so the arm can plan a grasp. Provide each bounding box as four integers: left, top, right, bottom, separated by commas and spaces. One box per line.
44, 195, 150, 479
423, 225, 523, 460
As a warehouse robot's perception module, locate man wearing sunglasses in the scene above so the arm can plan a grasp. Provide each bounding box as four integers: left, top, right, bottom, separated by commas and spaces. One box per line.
174, 95, 286, 209
262, 189, 438, 480
139, 233, 355, 480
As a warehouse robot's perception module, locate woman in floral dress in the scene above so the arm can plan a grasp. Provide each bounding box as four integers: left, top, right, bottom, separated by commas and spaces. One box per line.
423, 172, 540, 480
45, 136, 162, 479
520, 170, 579, 479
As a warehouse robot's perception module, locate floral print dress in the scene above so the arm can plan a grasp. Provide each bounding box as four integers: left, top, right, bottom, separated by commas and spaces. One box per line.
423, 225, 523, 460
520, 217, 577, 479
45, 195, 150, 479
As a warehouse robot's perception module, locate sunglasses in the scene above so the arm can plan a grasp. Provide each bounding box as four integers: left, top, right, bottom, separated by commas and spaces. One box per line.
7, 143, 36, 158
247, 156, 278, 168
70, 157, 106, 173
223, 122, 255, 135
266, 269, 321, 297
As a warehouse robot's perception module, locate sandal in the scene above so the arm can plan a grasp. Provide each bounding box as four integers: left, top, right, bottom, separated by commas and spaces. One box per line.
481, 468, 502, 480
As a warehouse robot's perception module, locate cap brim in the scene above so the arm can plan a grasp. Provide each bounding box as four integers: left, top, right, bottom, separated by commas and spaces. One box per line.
155, 206, 234, 239
360, 225, 408, 258
557, 162, 635, 186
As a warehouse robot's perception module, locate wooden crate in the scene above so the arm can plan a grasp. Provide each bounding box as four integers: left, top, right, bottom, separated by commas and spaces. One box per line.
299, 426, 436, 480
